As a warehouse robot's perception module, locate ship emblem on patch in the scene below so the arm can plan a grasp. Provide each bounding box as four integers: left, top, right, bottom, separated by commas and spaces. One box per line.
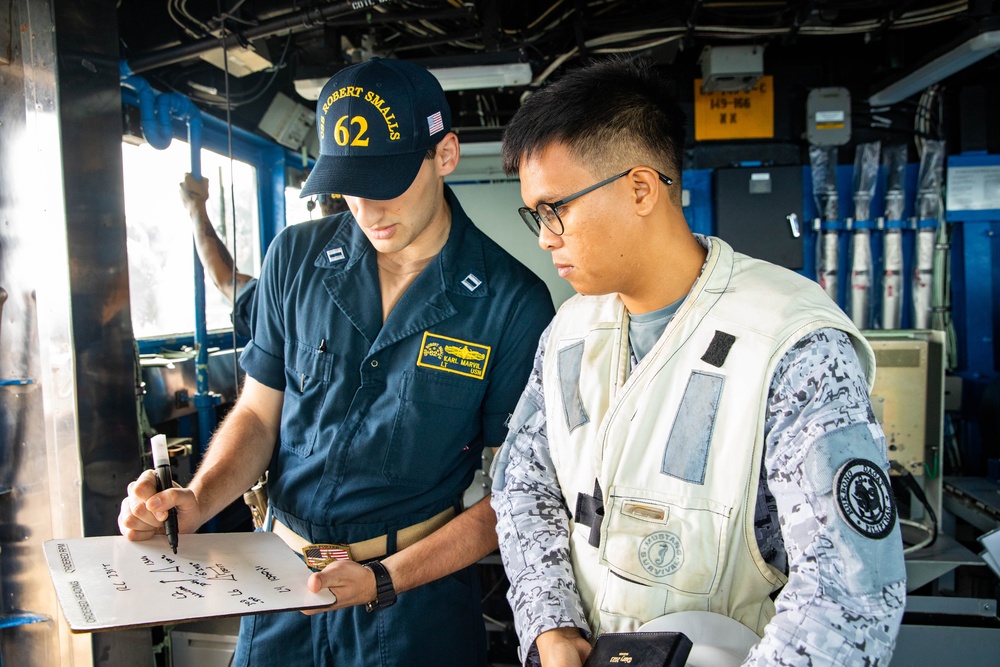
417, 332, 490, 379
834, 458, 897, 539
638, 530, 683, 577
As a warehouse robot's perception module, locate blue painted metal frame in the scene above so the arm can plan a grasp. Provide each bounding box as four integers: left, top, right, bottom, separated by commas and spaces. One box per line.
946, 153, 999, 379
681, 169, 713, 238
121, 88, 308, 355
122, 84, 312, 466
195, 109, 292, 251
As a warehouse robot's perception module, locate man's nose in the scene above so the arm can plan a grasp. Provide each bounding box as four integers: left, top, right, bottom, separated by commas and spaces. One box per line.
352, 199, 384, 226
537, 223, 562, 251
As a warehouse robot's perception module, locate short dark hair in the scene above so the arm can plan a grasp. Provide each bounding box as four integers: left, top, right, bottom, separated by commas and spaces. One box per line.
501, 57, 686, 186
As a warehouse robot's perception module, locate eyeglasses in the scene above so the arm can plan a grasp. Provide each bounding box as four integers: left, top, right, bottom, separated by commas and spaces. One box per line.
518, 168, 673, 237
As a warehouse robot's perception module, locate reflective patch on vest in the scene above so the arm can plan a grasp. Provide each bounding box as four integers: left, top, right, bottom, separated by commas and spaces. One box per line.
557, 340, 590, 432
834, 458, 897, 539
661, 371, 723, 484
701, 330, 736, 367
638, 530, 684, 578
416, 332, 491, 379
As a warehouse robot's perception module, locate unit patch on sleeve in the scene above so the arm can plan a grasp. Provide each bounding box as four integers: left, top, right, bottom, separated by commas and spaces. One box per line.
834, 458, 897, 539
416, 332, 491, 379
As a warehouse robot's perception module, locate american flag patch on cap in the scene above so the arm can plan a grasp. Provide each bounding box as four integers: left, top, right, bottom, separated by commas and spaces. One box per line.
427, 111, 444, 135
302, 543, 352, 570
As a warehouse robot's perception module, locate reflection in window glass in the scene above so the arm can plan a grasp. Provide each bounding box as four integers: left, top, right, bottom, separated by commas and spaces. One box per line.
123, 141, 260, 339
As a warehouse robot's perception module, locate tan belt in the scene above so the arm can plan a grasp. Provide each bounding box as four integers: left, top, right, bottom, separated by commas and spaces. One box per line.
272, 507, 456, 567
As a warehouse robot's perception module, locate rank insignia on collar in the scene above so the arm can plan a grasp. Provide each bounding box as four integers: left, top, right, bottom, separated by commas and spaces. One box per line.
417, 332, 491, 379
460, 273, 482, 292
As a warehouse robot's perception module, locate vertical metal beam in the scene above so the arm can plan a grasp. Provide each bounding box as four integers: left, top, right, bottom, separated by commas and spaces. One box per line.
0, 0, 99, 663
51, 0, 143, 539
0, 0, 149, 663
51, 0, 147, 658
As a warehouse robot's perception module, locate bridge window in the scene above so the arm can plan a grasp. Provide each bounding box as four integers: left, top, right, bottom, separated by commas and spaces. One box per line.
284, 185, 332, 226
123, 140, 261, 339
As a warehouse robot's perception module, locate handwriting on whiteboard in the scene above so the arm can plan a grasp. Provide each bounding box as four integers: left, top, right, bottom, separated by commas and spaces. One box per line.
44, 533, 335, 632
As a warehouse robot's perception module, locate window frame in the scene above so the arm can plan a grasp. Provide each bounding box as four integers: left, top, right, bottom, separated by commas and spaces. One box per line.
121, 89, 312, 353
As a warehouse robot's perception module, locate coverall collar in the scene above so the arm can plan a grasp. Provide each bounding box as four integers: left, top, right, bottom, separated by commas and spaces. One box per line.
314, 185, 490, 348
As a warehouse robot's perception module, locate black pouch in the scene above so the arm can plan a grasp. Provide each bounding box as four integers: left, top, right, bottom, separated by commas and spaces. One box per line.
583, 631, 692, 667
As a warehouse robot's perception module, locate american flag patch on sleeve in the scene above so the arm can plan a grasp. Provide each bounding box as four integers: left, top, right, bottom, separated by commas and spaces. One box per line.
427, 111, 444, 135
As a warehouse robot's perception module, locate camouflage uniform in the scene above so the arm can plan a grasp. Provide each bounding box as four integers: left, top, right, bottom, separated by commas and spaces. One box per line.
492, 322, 906, 666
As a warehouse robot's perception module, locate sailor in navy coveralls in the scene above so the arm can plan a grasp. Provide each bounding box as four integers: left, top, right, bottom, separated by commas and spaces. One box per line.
120, 58, 553, 666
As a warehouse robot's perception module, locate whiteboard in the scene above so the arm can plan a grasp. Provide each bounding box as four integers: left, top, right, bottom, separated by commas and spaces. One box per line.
43, 532, 336, 633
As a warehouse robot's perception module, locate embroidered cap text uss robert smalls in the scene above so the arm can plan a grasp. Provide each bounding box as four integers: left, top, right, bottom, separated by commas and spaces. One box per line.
300, 58, 452, 201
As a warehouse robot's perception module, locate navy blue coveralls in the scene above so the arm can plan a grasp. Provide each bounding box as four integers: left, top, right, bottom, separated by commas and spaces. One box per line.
232, 277, 257, 339
234, 186, 554, 666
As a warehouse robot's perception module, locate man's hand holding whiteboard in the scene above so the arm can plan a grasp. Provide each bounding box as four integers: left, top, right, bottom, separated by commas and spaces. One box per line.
43, 532, 336, 632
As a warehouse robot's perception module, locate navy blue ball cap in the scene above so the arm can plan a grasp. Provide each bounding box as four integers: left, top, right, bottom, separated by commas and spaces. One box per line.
301, 58, 452, 201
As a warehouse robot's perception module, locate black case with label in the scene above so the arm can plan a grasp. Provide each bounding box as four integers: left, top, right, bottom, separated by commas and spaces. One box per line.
583, 631, 692, 667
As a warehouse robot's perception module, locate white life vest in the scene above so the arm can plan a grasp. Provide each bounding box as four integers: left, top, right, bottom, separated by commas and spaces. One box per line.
543, 236, 874, 638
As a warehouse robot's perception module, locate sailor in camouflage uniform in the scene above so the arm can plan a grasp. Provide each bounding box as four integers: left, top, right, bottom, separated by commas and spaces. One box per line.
491, 57, 906, 667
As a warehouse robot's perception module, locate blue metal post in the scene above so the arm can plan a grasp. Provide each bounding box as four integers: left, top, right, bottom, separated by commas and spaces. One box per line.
120, 61, 218, 454
186, 115, 218, 456
944, 153, 999, 379
681, 169, 713, 238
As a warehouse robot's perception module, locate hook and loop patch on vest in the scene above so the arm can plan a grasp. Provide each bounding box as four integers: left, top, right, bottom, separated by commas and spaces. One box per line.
701, 330, 736, 367
575, 479, 604, 548
661, 371, 723, 484
834, 458, 897, 539
557, 340, 590, 432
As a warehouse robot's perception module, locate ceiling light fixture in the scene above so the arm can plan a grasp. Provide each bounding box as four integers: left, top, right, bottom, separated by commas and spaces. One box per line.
294, 62, 533, 101
427, 63, 533, 92
868, 22, 1000, 106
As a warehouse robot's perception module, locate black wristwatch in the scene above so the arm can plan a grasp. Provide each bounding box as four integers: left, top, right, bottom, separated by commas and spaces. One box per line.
363, 560, 397, 612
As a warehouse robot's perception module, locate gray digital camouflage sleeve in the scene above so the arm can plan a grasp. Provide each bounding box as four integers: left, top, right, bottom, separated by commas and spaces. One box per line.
745, 328, 907, 666
492, 325, 907, 667
491, 325, 590, 667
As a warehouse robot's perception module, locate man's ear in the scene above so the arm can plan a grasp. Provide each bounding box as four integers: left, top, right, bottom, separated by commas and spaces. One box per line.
630, 167, 662, 217
435, 132, 461, 177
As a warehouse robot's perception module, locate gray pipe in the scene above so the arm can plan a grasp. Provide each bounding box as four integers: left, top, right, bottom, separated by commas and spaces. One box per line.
128, 0, 394, 73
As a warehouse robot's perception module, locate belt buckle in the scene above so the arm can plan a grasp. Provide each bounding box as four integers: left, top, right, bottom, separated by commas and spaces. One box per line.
302, 543, 353, 570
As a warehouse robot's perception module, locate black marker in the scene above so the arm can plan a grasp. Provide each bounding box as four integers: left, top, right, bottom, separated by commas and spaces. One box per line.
151, 434, 179, 554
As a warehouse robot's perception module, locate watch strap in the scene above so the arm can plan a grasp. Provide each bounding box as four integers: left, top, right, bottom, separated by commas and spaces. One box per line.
363, 560, 397, 612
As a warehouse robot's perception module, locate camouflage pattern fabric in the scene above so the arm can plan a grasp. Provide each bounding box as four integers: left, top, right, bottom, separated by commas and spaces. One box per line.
492, 326, 906, 666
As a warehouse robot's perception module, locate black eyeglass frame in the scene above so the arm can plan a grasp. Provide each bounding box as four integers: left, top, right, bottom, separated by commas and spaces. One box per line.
518, 168, 673, 237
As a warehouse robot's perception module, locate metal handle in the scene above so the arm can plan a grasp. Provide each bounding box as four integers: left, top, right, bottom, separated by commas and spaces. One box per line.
0, 287, 7, 346
786, 213, 801, 238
